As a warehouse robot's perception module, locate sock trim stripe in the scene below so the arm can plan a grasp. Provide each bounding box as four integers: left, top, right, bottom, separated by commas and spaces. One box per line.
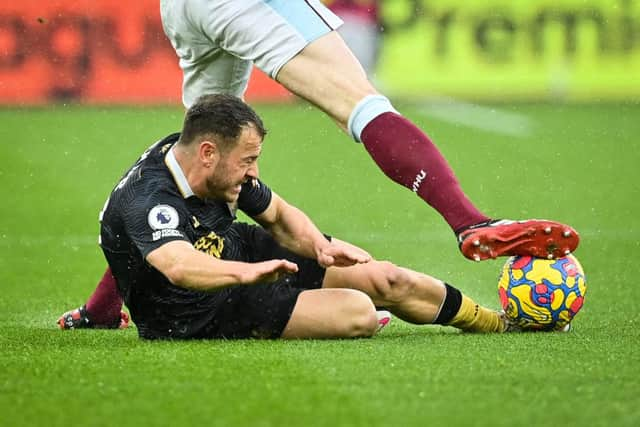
434, 283, 463, 325
347, 94, 398, 142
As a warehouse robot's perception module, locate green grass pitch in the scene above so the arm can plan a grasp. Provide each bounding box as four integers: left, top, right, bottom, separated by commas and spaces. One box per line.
1, 103, 639, 426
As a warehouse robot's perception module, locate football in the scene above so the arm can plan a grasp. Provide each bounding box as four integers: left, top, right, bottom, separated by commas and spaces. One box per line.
498, 255, 587, 331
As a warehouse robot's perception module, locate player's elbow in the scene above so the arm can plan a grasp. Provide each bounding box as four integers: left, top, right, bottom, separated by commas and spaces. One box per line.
161, 262, 188, 286
147, 242, 195, 287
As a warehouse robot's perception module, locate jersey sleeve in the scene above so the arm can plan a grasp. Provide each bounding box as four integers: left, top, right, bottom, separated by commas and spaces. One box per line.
237, 178, 272, 217
122, 190, 191, 259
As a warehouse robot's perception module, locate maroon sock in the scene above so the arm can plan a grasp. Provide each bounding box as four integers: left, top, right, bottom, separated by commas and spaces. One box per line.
360, 112, 489, 232
85, 267, 123, 324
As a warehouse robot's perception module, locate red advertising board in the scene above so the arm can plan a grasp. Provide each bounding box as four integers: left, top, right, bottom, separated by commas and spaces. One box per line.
0, 0, 291, 104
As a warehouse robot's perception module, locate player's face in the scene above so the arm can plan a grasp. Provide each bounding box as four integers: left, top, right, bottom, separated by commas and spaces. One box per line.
207, 125, 262, 202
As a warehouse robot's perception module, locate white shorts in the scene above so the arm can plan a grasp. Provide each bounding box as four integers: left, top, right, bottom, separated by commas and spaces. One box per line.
160, 0, 343, 107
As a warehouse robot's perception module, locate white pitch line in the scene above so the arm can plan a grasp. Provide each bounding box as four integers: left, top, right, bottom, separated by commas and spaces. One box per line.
414, 96, 536, 138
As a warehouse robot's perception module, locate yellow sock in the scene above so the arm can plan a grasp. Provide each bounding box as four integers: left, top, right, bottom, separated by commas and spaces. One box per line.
447, 295, 504, 333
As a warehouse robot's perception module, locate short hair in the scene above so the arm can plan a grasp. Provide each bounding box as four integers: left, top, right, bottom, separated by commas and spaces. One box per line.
178, 94, 267, 149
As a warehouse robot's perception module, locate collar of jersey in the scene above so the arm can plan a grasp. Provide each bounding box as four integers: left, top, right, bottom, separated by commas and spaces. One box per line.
164, 145, 195, 198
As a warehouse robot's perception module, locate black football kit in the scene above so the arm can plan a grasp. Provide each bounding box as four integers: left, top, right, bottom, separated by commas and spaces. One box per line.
99, 133, 325, 339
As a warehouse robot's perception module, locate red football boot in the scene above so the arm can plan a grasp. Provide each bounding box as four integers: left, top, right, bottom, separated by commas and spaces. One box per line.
457, 219, 580, 262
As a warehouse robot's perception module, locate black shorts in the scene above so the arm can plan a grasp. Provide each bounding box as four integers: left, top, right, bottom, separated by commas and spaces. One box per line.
195, 224, 327, 339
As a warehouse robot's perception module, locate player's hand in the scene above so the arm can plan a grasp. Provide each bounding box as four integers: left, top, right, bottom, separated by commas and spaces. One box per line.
241, 259, 299, 284
316, 238, 372, 268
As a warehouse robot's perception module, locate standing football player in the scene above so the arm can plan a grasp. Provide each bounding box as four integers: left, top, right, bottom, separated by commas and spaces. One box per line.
58, 0, 578, 329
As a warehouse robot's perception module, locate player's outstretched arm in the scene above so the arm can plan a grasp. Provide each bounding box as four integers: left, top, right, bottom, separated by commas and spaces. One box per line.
146, 240, 298, 290
253, 193, 371, 268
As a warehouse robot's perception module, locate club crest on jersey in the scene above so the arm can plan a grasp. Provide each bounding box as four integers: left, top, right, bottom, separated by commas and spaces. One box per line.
193, 231, 224, 258
148, 204, 180, 230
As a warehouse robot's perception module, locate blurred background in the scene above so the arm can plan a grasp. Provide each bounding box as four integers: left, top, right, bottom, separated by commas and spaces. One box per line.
2, 2, 639, 426
1, 0, 638, 105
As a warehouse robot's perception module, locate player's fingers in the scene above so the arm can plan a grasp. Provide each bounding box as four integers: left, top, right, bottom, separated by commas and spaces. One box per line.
277, 259, 299, 273
336, 248, 371, 266
327, 255, 359, 268
331, 238, 372, 260
330, 244, 371, 264
353, 247, 372, 262
349, 250, 371, 264
264, 260, 298, 283
317, 253, 335, 268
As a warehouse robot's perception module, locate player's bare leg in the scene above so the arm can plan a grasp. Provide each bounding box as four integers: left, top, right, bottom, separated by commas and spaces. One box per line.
276, 31, 374, 130
280, 288, 379, 339
277, 31, 579, 260
322, 256, 506, 333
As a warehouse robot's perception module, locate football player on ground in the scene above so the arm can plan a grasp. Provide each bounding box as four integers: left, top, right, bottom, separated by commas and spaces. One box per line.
59, 0, 578, 329
61, 95, 512, 336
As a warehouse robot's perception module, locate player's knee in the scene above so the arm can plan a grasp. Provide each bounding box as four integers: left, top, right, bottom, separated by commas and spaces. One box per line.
370, 261, 413, 305
340, 290, 378, 338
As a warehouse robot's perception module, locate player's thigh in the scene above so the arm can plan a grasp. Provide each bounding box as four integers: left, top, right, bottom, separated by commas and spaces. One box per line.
336, 16, 381, 76
281, 288, 378, 339
239, 0, 378, 116
276, 31, 378, 127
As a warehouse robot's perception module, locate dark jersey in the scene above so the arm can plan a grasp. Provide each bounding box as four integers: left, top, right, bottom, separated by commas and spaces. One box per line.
99, 133, 273, 339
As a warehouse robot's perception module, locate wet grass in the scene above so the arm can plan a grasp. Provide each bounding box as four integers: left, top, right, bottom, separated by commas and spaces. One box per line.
1, 103, 639, 426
